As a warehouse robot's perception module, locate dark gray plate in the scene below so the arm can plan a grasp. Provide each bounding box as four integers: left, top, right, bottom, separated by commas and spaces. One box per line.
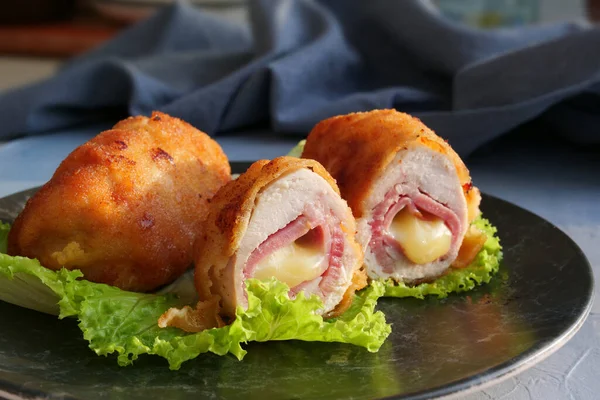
0, 162, 593, 400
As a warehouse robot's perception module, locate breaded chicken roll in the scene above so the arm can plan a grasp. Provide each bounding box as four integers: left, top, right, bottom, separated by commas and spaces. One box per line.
8, 112, 230, 292
194, 156, 365, 320
302, 110, 484, 284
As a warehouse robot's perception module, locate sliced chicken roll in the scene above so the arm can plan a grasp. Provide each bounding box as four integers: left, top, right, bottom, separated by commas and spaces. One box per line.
195, 156, 365, 320
302, 109, 484, 284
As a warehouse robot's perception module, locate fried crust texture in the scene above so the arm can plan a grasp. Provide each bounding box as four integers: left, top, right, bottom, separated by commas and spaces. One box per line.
194, 156, 365, 317
8, 111, 231, 292
302, 109, 480, 220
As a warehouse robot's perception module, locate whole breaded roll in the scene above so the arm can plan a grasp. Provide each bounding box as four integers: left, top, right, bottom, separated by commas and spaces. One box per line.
302, 110, 483, 284
195, 156, 365, 320
8, 112, 230, 292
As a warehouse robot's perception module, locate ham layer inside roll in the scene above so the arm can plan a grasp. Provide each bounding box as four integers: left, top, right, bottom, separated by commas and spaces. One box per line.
357, 146, 468, 282
228, 168, 360, 314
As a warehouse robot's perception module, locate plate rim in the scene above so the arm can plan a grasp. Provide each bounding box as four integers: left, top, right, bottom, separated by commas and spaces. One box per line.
390, 193, 595, 400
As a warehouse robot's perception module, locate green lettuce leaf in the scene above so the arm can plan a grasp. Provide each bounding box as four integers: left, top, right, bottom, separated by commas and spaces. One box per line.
284, 141, 503, 299
286, 140, 306, 157
0, 225, 390, 370
0, 222, 8, 254
0, 222, 73, 316
383, 216, 502, 298
81, 278, 390, 370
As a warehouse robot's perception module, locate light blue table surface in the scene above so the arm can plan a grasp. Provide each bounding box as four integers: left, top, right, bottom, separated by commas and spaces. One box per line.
0, 127, 597, 400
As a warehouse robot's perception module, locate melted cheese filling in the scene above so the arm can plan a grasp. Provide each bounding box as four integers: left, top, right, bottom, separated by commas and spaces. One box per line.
253, 235, 326, 288
51, 241, 85, 265
388, 208, 452, 264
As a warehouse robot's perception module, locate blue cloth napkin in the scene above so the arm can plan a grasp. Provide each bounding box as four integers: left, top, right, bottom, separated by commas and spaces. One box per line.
1, 0, 599, 156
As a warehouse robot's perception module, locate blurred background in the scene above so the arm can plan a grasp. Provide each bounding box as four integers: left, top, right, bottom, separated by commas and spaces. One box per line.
0, 0, 595, 92
0, 3, 598, 400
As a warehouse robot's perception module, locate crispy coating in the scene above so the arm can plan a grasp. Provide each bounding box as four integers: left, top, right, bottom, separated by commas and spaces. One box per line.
194, 156, 367, 321
158, 296, 225, 332
194, 156, 343, 306
451, 225, 487, 269
302, 109, 479, 220
8, 112, 231, 292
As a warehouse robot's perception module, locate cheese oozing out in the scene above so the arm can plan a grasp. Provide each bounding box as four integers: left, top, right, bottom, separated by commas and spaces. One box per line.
253, 229, 326, 288
387, 208, 452, 264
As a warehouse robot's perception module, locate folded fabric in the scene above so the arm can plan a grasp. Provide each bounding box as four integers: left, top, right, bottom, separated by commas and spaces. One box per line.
0, 0, 599, 156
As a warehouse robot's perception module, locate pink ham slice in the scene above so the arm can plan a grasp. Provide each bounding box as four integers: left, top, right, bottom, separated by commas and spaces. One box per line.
244, 215, 323, 279
369, 186, 463, 273
243, 206, 346, 300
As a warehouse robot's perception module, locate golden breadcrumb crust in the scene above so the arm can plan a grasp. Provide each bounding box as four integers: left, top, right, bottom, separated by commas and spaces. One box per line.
302, 109, 480, 221
194, 156, 365, 318
8, 111, 230, 292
